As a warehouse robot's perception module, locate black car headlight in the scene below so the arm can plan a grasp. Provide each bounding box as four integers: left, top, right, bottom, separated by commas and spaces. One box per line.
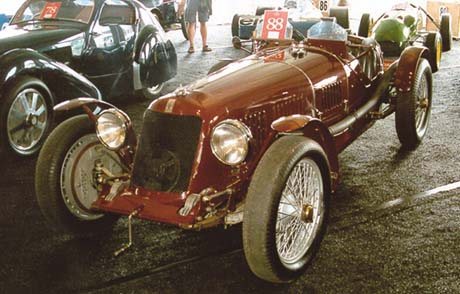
211, 120, 252, 166
96, 109, 128, 150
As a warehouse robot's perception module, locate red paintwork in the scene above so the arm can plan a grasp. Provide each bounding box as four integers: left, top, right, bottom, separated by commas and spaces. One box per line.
394, 46, 429, 93
90, 36, 419, 228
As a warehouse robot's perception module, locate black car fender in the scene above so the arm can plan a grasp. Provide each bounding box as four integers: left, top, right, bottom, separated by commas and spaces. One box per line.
0, 48, 101, 105
133, 25, 177, 89
394, 46, 430, 93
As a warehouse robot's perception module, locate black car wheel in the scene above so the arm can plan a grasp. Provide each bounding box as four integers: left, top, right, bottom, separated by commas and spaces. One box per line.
143, 83, 165, 99
180, 16, 189, 40
329, 7, 349, 29
358, 13, 371, 37
395, 59, 432, 150
440, 13, 452, 52
35, 115, 121, 235
424, 32, 442, 73
0, 76, 53, 156
232, 14, 240, 37
243, 136, 330, 283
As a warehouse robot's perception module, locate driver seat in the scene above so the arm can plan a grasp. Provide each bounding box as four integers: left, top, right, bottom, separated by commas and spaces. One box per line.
359, 37, 379, 81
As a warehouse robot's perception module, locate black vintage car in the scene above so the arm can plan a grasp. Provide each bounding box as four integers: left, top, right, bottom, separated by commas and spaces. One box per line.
0, 0, 177, 157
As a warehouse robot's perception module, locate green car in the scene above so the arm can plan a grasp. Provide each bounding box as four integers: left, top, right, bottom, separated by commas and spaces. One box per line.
358, 2, 452, 72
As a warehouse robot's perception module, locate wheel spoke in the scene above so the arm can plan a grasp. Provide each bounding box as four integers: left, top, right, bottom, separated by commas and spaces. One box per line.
276, 158, 324, 265
31, 93, 38, 111
9, 121, 26, 135
35, 121, 46, 132
20, 94, 31, 112
35, 104, 46, 116
20, 128, 32, 146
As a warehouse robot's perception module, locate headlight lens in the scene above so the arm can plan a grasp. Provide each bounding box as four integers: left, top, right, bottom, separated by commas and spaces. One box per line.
96, 109, 128, 150
211, 120, 252, 165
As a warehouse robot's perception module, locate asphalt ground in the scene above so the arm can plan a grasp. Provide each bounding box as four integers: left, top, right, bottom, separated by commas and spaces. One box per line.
0, 24, 459, 293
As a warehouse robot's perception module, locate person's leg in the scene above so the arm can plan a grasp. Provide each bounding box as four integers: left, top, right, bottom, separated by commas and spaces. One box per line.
184, 0, 199, 52
198, 6, 211, 51
200, 21, 207, 48
188, 22, 196, 52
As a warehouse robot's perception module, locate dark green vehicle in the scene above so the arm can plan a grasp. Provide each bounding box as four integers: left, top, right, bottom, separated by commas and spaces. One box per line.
358, 2, 452, 72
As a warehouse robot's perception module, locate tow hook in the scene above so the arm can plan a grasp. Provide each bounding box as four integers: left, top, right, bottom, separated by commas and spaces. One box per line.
114, 206, 144, 257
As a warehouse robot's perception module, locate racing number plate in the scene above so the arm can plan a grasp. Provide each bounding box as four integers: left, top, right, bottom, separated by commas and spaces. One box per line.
40, 2, 62, 19
319, 0, 329, 12
261, 10, 289, 40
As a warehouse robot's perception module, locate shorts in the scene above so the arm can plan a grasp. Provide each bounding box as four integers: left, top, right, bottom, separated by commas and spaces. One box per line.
185, 0, 209, 23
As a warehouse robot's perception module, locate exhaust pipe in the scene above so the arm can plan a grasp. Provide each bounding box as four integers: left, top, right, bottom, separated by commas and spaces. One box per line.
329, 61, 398, 136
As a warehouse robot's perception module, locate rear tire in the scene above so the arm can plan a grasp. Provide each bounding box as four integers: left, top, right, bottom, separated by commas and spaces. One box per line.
440, 13, 452, 52
395, 59, 432, 150
329, 7, 349, 29
424, 32, 442, 73
142, 83, 165, 100
358, 13, 371, 37
35, 115, 120, 235
134, 25, 155, 62
232, 14, 240, 37
243, 136, 330, 283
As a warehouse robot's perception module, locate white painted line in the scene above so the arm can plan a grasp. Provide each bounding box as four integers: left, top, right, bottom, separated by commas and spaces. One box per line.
377, 181, 460, 210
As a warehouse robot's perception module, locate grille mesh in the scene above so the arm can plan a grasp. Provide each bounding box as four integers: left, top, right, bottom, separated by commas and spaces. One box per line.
131, 111, 202, 192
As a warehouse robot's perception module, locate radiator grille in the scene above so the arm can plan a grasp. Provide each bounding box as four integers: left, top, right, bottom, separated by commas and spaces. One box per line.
131, 111, 202, 192
318, 81, 342, 112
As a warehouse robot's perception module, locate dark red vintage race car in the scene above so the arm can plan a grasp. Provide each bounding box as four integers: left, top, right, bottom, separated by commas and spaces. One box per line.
35, 20, 433, 282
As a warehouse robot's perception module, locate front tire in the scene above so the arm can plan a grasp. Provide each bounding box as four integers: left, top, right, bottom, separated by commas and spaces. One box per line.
395, 59, 432, 150
243, 136, 330, 283
35, 115, 121, 235
0, 76, 53, 156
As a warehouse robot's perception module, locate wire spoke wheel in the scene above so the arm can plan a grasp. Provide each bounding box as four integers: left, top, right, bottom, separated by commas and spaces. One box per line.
243, 136, 329, 283
276, 158, 324, 267
415, 74, 429, 137
7, 88, 48, 154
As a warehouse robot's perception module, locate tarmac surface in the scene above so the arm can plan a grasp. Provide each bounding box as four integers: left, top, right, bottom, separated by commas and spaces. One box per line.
0, 24, 459, 293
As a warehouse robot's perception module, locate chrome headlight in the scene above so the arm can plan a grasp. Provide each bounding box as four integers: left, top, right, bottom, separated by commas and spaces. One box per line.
211, 120, 252, 166
96, 109, 128, 150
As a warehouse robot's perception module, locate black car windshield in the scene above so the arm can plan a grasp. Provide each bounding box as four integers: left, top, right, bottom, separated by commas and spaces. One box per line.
12, 0, 95, 24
